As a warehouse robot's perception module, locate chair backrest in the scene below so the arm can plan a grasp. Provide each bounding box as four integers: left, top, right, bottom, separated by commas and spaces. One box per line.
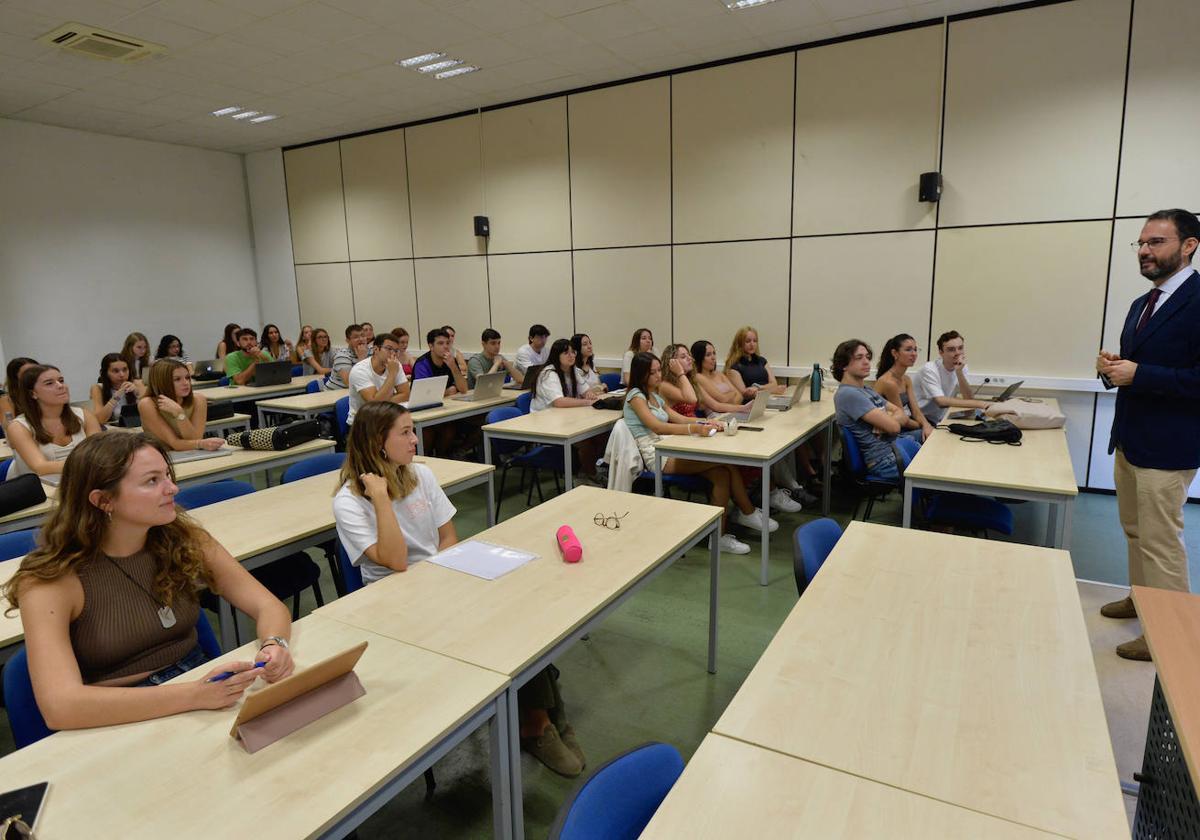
335, 396, 351, 438
515, 391, 533, 415
218, 376, 230, 387
486, 407, 524, 456
291, 364, 304, 377
792, 518, 842, 597
0, 457, 10, 481
282, 452, 346, 484
549, 742, 684, 840
839, 425, 866, 478
4, 611, 223, 749
599, 372, 622, 391
305, 378, 321, 394
0, 527, 37, 562
174, 479, 256, 509
337, 541, 364, 594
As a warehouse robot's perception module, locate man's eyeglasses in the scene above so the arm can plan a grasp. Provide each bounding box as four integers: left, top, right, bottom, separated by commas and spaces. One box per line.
593, 511, 629, 530
1130, 237, 1179, 251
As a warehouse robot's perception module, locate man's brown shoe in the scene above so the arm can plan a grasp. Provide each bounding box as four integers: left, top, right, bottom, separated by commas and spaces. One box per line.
1116, 636, 1152, 661
1100, 596, 1137, 619
522, 725, 583, 777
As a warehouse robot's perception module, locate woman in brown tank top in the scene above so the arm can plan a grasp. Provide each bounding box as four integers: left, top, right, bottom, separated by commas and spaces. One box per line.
1, 432, 294, 731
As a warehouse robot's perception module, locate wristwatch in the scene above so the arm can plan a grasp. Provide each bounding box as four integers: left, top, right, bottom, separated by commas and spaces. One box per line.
259, 635, 290, 651
175, 411, 187, 422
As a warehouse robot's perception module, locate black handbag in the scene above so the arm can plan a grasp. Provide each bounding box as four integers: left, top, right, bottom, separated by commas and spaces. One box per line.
225, 419, 319, 451
945, 419, 1023, 445
206, 401, 235, 421
0, 473, 48, 517
592, 395, 624, 411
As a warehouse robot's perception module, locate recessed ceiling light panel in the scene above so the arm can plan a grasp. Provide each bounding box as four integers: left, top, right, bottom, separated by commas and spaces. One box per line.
725, 0, 780, 8
435, 65, 479, 79
230, 110, 260, 120
211, 106, 241, 116
249, 114, 278, 123
417, 59, 461, 73
397, 52, 444, 67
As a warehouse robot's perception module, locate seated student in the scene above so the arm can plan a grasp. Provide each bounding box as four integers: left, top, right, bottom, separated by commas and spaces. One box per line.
6, 365, 101, 480
832, 339, 918, 484
153, 334, 193, 374
333, 402, 585, 775
467, 328, 523, 390
297, 327, 333, 377
571, 333, 605, 395
875, 333, 934, 442
90, 353, 144, 427
290, 324, 314, 364
120, 332, 152, 383
389, 327, 417, 377
690, 340, 751, 415
138, 360, 225, 452
2, 356, 39, 434
215, 323, 240, 362
913, 329, 990, 424
222, 328, 275, 386
1, 433, 293, 730
326, 324, 369, 390
621, 328, 656, 386
725, 326, 786, 397
413, 328, 469, 396
531, 339, 595, 411
360, 322, 375, 353
260, 324, 293, 364
624, 352, 775, 555
515, 324, 551, 375
441, 324, 471, 379
347, 332, 410, 426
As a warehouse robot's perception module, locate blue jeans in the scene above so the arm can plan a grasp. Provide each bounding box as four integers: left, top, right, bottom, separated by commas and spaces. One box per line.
865, 430, 924, 484
135, 644, 210, 686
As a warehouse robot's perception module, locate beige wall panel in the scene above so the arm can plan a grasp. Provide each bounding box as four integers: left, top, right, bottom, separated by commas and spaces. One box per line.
340, 130, 413, 261
295, 263, 353, 334
284, 143, 348, 264
407, 115, 485, 258
1116, 0, 1200, 216
350, 260, 418, 334
932, 222, 1112, 379
790, 232, 934, 369
487, 252, 574, 355
673, 53, 795, 243
482, 98, 571, 253
572, 247, 671, 360
673, 240, 791, 365
1102, 217, 1159, 353
569, 78, 671, 248
793, 27, 942, 236
939, 0, 1129, 227
412, 257, 489, 348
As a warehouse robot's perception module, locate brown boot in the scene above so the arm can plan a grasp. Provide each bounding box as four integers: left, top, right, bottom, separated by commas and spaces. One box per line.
1100, 596, 1137, 619
522, 725, 583, 777
1116, 636, 1151, 661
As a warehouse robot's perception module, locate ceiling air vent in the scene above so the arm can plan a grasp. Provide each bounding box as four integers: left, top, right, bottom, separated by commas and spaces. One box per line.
38, 23, 166, 62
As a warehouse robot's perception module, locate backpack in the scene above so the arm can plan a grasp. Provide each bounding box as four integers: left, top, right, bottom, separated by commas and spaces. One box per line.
944, 418, 1023, 445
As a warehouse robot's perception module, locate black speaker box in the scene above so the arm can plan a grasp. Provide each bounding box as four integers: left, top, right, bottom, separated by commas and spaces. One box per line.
474, 215, 490, 237
919, 172, 942, 203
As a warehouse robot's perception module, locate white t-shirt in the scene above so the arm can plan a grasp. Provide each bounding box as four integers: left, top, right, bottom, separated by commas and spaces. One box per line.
578, 366, 601, 393
515, 343, 549, 374
913, 360, 969, 424
347, 357, 407, 426
532, 366, 589, 411
7, 407, 87, 480
332, 463, 457, 584
621, 348, 658, 378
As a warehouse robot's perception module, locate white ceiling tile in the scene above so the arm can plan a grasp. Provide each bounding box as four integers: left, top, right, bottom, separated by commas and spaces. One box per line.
265, 2, 381, 42
0, 31, 54, 61
542, 43, 627, 74
107, 12, 216, 50
831, 6, 916, 34
816, 0, 908, 22
673, 37, 765, 63
440, 34, 528, 68
175, 38, 292, 68
560, 3, 656, 41
502, 19, 595, 53
336, 30, 426, 62
627, 0, 728, 28
224, 18, 328, 54
140, 0, 261, 35
0, 5, 66, 38
211, 0, 312, 17
757, 21, 837, 49
732, 0, 829, 36
525, 0, 618, 17
603, 29, 683, 64
446, 0, 547, 33
320, 0, 430, 27
7, 0, 132, 30
378, 5, 487, 43
660, 12, 754, 50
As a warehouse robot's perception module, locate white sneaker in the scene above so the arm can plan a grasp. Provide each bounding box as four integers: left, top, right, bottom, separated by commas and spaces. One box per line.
769, 488, 803, 513
719, 533, 751, 555
734, 508, 779, 533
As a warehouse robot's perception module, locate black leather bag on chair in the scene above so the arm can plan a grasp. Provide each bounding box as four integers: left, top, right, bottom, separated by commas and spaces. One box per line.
0, 474, 48, 517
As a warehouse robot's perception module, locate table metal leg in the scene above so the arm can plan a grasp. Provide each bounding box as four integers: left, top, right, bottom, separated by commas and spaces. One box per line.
563, 442, 573, 491
490, 691, 514, 840
486, 472, 496, 527
1045, 501, 1059, 549
708, 525, 720, 674
506, 684, 524, 839
217, 597, 236, 651
822, 420, 833, 516
415, 422, 426, 456
760, 466, 771, 586
257, 406, 265, 427
1059, 499, 1073, 550
902, 482, 913, 529
654, 451, 664, 497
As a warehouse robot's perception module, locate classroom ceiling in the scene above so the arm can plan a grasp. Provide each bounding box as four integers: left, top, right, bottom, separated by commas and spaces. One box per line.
0, 0, 1027, 155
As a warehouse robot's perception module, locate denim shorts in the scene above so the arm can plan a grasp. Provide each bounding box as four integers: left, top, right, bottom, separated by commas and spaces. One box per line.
135, 644, 211, 687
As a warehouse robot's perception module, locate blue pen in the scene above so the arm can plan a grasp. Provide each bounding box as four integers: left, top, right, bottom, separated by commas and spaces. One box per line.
207, 661, 266, 683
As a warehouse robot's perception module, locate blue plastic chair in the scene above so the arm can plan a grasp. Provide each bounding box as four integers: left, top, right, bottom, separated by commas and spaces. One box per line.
487, 406, 563, 519
516, 391, 533, 415
634, 470, 710, 502
894, 437, 1013, 537
335, 396, 350, 439
839, 426, 897, 521
0, 458, 10, 481
0, 527, 37, 561
291, 364, 304, 377
599, 372, 622, 391
305, 378, 321, 394
281, 452, 345, 484
549, 742, 685, 840
218, 376, 230, 387
4, 612, 222, 749
336, 542, 364, 594
792, 518, 842, 597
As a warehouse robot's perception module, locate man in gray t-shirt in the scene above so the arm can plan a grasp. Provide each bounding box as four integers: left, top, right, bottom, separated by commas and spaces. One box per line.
835, 384, 901, 481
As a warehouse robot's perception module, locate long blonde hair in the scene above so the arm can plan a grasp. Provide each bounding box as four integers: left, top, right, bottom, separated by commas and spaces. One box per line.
338, 402, 418, 500
147, 359, 193, 413
660, 344, 698, 392
3, 433, 214, 614
724, 326, 758, 374
120, 332, 149, 378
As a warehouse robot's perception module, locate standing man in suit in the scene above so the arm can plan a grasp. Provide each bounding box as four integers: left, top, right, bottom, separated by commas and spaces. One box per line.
1098, 208, 1200, 660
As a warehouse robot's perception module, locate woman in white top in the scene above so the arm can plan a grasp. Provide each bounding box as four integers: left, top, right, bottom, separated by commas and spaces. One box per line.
90, 353, 144, 426
6, 364, 101, 480
532, 339, 596, 411
620, 327, 655, 386
570, 333, 606, 396
261, 324, 293, 366
138, 360, 224, 453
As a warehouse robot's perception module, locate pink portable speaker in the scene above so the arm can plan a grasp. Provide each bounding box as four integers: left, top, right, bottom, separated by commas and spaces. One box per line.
556, 525, 583, 563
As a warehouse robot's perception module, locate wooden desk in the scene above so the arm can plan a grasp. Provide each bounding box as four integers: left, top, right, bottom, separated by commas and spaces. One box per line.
109, 413, 252, 438
713, 522, 1126, 839
315, 485, 721, 837
201, 374, 324, 405
643, 733, 1056, 838
0, 614, 515, 839
171, 438, 334, 488
902, 400, 1077, 549
410, 393, 517, 456
1132, 585, 1200, 835
651, 394, 835, 586
482, 407, 621, 491
256, 389, 342, 425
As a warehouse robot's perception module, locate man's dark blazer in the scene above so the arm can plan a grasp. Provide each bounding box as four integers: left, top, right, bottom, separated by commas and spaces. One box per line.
1107, 269, 1200, 469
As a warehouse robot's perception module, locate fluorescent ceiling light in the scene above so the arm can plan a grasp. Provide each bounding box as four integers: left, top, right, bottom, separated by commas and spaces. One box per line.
211, 106, 241, 116
417, 59, 461, 73
725, 0, 779, 8
249, 114, 278, 123
435, 65, 478, 79
230, 110, 260, 120
397, 52, 444, 67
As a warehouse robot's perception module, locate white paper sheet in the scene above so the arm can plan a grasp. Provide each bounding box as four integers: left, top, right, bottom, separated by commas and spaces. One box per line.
426, 539, 537, 581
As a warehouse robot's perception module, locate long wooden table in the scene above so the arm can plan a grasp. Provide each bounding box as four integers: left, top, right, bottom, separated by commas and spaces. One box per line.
0, 613, 516, 839
201, 374, 325, 405
482, 407, 621, 492
712, 521, 1126, 838
315, 485, 722, 837
902, 400, 1077, 548
109, 412, 252, 438
651, 393, 834, 586
1132, 585, 1200, 835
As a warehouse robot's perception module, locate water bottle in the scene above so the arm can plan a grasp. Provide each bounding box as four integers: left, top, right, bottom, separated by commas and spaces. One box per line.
810, 363, 823, 402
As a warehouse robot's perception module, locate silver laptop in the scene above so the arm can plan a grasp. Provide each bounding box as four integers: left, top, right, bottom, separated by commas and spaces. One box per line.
987, 379, 1023, 402
454, 371, 505, 402
402, 375, 448, 412
768, 376, 811, 410
712, 390, 770, 423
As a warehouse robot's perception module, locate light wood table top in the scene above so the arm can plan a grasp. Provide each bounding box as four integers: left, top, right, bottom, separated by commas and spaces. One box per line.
256, 390, 342, 412
653, 399, 834, 461
411, 392, 517, 423
482, 406, 621, 440
643, 734, 1057, 838
714, 521, 1126, 839
0, 439, 11, 460
905, 399, 1077, 496
109, 413, 252, 433
0, 614, 508, 839
316, 485, 720, 677
1134, 584, 1200, 788
169, 438, 332, 483
201, 374, 325, 404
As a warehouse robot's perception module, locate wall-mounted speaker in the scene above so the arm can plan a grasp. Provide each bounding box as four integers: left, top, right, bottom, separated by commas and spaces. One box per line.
474, 215, 490, 237
919, 172, 942, 203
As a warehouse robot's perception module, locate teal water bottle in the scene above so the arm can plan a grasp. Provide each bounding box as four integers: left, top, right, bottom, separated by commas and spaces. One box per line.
810, 363, 822, 402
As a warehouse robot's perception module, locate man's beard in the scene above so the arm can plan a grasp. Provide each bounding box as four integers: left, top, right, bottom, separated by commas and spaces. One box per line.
1141, 250, 1184, 281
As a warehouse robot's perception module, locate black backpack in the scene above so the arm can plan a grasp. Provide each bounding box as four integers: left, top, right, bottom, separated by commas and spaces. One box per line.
944, 419, 1023, 445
